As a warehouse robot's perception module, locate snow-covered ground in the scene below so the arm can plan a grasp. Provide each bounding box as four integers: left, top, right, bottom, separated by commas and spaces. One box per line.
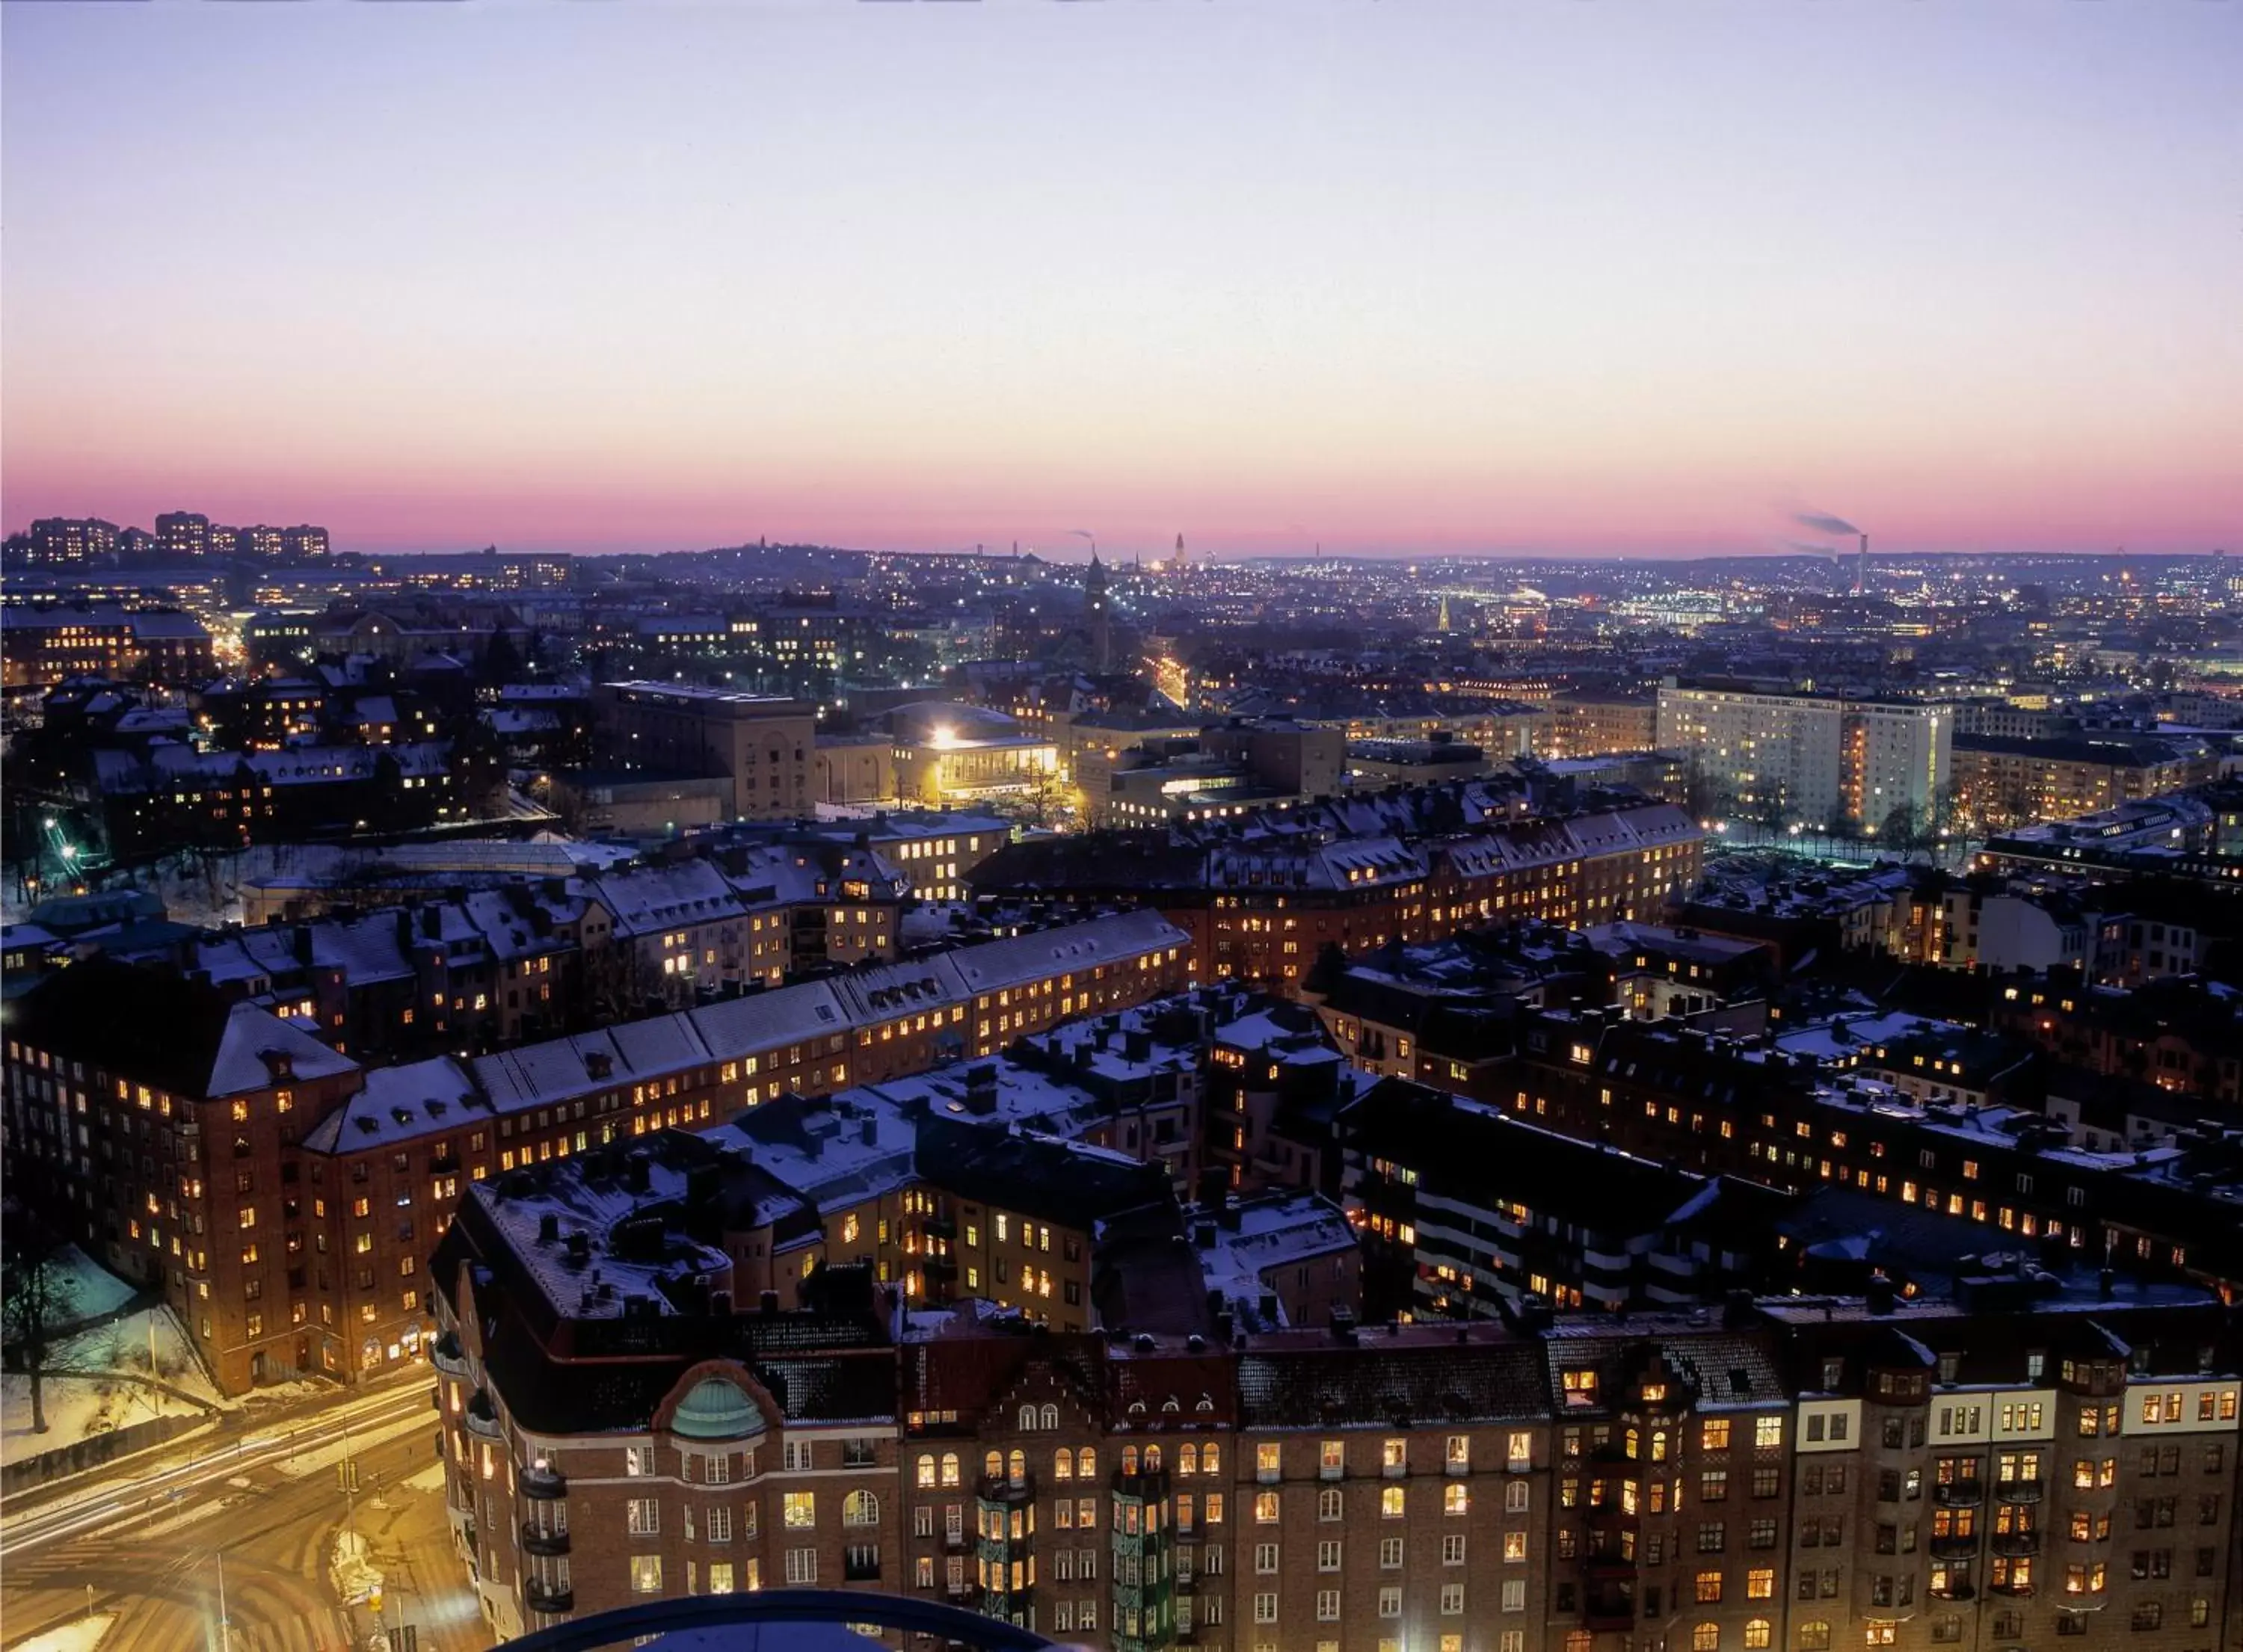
2, 1304, 224, 1460
330, 1529, 384, 1606
6, 1612, 114, 1652
40, 1245, 138, 1330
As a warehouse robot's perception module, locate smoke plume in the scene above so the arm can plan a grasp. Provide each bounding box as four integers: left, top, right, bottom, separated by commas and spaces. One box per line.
1795, 511, 1861, 537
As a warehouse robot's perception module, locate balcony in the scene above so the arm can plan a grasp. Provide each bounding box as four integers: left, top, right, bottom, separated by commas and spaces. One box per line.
1991, 1531, 2040, 1558
522, 1580, 574, 1615
1999, 1477, 2043, 1503
1933, 1481, 1984, 1507
464, 1390, 504, 1440
520, 1462, 568, 1500
429, 1329, 470, 1378
521, 1521, 571, 1557
1930, 1534, 1980, 1559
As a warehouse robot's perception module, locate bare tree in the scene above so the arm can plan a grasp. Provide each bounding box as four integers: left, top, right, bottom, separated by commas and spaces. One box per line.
3, 1243, 79, 1435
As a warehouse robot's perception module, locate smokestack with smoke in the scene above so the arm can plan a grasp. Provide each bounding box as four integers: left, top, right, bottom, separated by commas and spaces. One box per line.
1795, 511, 1861, 537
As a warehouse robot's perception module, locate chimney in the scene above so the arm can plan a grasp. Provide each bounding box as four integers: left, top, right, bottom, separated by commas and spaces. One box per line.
1865, 1276, 1898, 1316
964, 1063, 999, 1116
760, 1289, 781, 1316
538, 1212, 559, 1242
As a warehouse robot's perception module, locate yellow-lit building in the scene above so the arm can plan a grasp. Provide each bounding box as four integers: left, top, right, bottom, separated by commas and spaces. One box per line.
883, 702, 1058, 807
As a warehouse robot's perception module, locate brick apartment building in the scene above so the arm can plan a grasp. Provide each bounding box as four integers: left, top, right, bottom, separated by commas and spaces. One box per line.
427, 1148, 2242, 1652
1, 910, 1190, 1394
972, 798, 1703, 993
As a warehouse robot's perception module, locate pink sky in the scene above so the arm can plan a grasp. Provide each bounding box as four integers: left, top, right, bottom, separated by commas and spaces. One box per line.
5, 2, 2238, 558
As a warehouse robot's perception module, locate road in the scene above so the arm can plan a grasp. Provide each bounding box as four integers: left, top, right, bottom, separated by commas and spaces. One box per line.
1, 1375, 493, 1652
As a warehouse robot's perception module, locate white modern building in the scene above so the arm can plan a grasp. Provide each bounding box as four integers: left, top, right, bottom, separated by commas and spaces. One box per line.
1656, 679, 1949, 828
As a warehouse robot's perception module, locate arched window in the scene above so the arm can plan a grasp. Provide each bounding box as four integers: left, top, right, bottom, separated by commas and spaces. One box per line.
1178, 1443, 1199, 1476
941, 1452, 960, 1488
1744, 1621, 1772, 1650
1145, 1445, 1163, 1472
985, 1450, 1003, 1479
1078, 1448, 1097, 1477
1039, 1403, 1059, 1429
1693, 1625, 1720, 1652
1651, 1429, 1669, 1464
1320, 1488, 1344, 1520
916, 1454, 935, 1488
1054, 1449, 1074, 1481
1122, 1446, 1139, 1475
1196, 1395, 1216, 1413
1162, 1396, 1181, 1413
843, 1490, 879, 1527
1444, 1484, 1469, 1516
1203, 1443, 1221, 1476
1019, 1404, 1039, 1431
1625, 1427, 1641, 1460
1008, 1449, 1025, 1485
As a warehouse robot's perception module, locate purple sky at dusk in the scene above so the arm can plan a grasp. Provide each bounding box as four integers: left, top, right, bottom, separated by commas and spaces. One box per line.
4, 1, 2238, 561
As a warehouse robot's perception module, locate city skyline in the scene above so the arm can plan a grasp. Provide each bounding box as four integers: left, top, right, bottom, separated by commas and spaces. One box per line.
4, 1, 2239, 558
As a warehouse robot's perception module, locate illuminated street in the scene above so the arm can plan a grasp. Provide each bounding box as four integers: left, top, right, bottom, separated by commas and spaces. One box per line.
2, 1375, 488, 1652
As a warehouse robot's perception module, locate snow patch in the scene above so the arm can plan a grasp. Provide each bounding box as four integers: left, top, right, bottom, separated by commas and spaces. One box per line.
2, 1306, 223, 1459
330, 1529, 384, 1606
40, 1246, 138, 1330
7, 1613, 115, 1652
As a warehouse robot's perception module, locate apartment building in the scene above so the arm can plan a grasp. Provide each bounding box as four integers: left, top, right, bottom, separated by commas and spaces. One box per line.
1951, 736, 2218, 831
1341, 1078, 1776, 1319
1546, 689, 1660, 759
0, 604, 215, 691
593, 681, 820, 821
426, 1176, 2239, 1652
1656, 681, 1949, 830
1, 911, 1190, 1395
972, 797, 1703, 993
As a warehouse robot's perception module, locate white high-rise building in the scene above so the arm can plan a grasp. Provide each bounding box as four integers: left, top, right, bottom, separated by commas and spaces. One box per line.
1657, 680, 1948, 830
